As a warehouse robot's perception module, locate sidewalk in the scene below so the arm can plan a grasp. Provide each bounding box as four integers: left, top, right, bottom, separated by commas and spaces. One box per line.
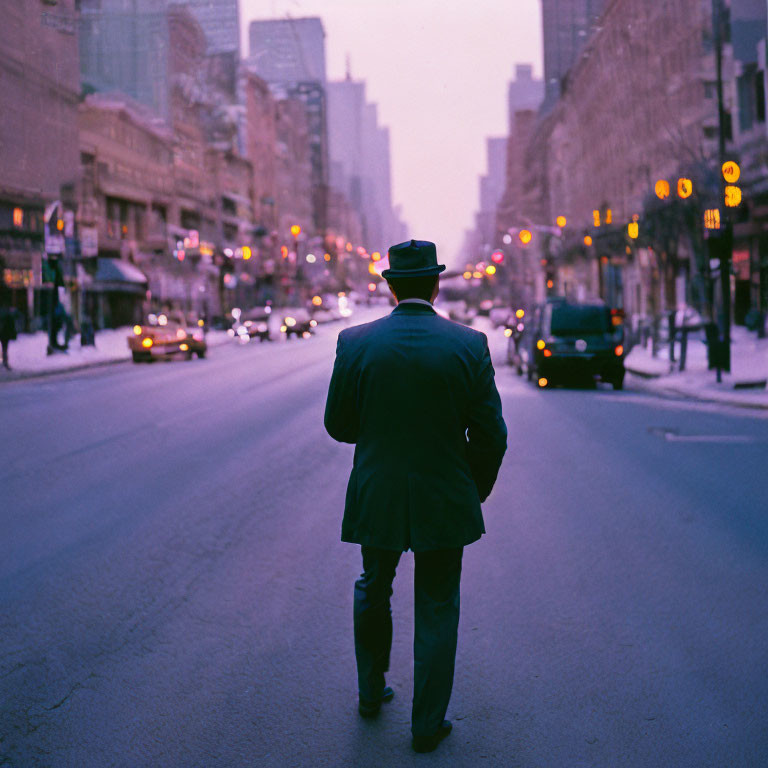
625, 325, 768, 409
0, 327, 232, 382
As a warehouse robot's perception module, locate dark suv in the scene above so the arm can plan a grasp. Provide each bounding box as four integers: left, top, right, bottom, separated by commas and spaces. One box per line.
521, 298, 625, 389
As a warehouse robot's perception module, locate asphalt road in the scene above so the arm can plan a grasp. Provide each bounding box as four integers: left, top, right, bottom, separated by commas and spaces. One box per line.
1, 310, 767, 767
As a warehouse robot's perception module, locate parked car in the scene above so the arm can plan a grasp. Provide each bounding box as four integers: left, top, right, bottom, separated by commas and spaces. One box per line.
128, 311, 206, 362
280, 308, 316, 339
520, 298, 625, 389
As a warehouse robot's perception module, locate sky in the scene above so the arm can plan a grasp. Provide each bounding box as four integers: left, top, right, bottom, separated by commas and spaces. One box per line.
240, 0, 543, 266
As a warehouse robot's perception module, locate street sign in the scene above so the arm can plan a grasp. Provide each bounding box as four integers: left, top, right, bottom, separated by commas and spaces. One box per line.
80, 226, 98, 257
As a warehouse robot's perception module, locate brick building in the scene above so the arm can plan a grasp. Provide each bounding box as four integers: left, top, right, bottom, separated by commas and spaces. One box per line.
0, 0, 80, 327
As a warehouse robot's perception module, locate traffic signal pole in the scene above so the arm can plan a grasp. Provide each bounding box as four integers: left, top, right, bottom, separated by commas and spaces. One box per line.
713, 0, 732, 372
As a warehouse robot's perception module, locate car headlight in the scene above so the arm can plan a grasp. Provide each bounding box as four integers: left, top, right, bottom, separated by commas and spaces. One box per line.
280, 325, 287, 333
257, 323, 268, 332
310, 319, 317, 327
133, 325, 142, 335
285, 316, 296, 327
142, 337, 153, 348
180, 343, 189, 352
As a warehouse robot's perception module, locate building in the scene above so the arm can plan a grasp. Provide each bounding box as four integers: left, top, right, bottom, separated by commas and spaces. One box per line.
247, 18, 329, 235
79, 0, 172, 120
247, 17, 326, 85
182, 0, 241, 57
507, 64, 544, 129
540, 0, 606, 112
326, 77, 399, 253
0, 0, 80, 328
513, 0, 730, 322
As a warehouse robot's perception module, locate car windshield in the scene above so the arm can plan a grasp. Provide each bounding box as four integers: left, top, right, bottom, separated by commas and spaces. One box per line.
550, 305, 610, 335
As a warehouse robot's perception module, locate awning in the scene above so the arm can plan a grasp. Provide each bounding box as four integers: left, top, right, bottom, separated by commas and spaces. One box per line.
92, 258, 148, 293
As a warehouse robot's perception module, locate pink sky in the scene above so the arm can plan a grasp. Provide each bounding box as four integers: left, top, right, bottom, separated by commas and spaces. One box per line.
241, 0, 543, 267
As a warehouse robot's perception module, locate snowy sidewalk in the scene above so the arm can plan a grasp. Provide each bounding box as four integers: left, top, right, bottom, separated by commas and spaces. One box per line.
0, 327, 232, 381
625, 325, 768, 409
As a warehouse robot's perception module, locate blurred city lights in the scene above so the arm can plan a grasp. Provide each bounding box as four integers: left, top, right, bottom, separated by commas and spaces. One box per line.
491, 250, 504, 264
324, 253, 332, 261
368, 282, 376, 292
311, 295, 322, 306
306, 253, 316, 263
722, 162, 740, 183
628, 221, 639, 239
556, 215, 567, 228
133, 325, 142, 335
519, 229, 532, 244
502, 233, 512, 244
677, 178, 693, 199
725, 185, 742, 207
704, 208, 721, 229
12, 207, 23, 227
538, 377, 548, 388
463, 271, 472, 280
515, 309, 525, 319
290, 224, 301, 237
655, 179, 670, 199
592, 210, 601, 227
242, 246, 252, 260
584, 235, 593, 246
485, 265, 497, 275
472, 271, 483, 279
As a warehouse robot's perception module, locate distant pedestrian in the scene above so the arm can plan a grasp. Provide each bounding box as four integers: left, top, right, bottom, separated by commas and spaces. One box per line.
0, 305, 19, 370
325, 239, 507, 753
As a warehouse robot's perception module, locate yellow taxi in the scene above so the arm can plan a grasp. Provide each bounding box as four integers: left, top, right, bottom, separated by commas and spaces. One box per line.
128, 311, 207, 363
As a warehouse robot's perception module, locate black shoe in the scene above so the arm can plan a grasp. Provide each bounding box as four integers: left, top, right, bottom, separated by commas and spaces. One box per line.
412, 720, 452, 753
358, 685, 394, 718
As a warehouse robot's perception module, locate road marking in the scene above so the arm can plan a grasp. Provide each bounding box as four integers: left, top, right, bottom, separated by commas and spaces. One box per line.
648, 426, 762, 443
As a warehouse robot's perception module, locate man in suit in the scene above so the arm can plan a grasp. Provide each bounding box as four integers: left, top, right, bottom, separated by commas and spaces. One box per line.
324, 239, 507, 753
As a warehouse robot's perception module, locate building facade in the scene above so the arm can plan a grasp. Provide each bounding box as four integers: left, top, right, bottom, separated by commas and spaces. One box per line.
0, 0, 81, 327
540, 0, 606, 113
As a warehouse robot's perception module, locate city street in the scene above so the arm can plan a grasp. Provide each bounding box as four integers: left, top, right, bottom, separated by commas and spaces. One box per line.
1, 312, 767, 767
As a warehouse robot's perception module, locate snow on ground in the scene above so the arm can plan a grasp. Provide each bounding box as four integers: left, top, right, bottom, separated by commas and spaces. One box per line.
2, 327, 232, 375
626, 325, 768, 408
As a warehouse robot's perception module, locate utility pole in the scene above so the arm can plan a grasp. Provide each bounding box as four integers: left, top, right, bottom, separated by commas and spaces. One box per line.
712, 0, 732, 372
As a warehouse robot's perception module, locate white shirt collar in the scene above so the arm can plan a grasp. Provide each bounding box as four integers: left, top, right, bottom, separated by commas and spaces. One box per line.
397, 298, 433, 308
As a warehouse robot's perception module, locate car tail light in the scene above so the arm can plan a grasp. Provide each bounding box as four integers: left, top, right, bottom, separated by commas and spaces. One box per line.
543, 349, 552, 357
615, 345, 624, 356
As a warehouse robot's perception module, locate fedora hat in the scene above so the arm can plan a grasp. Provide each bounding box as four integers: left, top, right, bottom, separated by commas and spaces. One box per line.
382, 239, 446, 279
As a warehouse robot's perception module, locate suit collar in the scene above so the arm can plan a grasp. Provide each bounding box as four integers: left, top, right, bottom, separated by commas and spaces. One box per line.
392, 301, 436, 315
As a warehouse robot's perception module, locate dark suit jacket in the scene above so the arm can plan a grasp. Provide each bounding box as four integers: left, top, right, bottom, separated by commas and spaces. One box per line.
324, 302, 507, 552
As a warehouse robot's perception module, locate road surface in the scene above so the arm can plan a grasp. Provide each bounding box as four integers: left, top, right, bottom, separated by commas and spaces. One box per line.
1, 310, 767, 767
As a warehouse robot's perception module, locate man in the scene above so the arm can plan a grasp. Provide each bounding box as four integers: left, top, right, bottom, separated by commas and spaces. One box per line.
324, 239, 507, 753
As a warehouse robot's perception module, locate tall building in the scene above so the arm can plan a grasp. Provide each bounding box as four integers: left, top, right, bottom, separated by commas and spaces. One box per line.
79, 0, 173, 119
182, 0, 241, 57
326, 77, 398, 251
247, 17, 329, 233
540, 0, 606, 112
507, 64, 544, 131
1, 0, 80, 326
248, 18, 327, 85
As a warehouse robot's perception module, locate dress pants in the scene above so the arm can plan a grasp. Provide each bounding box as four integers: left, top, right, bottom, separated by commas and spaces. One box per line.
353, 545, 463, 737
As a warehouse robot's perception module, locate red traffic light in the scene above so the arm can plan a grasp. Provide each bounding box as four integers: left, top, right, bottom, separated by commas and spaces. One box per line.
491, 251, 504, 264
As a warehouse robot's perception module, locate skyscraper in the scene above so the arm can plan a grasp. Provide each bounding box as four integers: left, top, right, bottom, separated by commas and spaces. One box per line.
248, 18, 327, 86
540, 0, 606, 112
247, 18, 329, 232
182, 0, 240, 57
507, 64, 544, 131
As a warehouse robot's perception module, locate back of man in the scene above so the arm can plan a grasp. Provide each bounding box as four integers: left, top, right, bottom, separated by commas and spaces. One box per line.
329, 303, 503, 551
324, 240, 507, 753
